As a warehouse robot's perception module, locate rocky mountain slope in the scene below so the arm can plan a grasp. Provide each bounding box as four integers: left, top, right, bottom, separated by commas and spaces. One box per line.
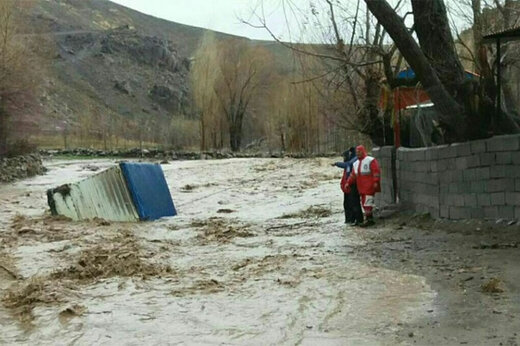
23, 0, 287, 141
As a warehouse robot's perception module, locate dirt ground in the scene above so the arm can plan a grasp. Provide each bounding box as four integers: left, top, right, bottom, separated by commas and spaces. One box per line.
0, 157, 519, 345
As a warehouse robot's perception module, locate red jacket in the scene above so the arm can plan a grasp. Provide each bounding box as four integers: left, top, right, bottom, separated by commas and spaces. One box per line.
346, 146, 381, 195
340, 170, 348, 193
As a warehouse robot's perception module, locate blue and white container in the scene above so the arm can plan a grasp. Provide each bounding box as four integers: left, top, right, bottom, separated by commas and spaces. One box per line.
47, 163, 176, 221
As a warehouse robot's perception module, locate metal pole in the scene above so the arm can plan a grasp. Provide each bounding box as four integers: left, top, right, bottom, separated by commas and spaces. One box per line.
496, 37, 502, 122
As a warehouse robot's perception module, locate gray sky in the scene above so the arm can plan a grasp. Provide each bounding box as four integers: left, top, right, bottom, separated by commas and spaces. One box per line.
108, 1, 470, 43
109, 0, 295, 41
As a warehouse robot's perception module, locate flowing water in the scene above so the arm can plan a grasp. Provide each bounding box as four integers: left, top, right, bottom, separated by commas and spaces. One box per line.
0, 157, 435, 345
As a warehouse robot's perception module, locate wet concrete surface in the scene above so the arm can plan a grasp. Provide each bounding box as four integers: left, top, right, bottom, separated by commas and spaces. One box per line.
0, 157, 518, 345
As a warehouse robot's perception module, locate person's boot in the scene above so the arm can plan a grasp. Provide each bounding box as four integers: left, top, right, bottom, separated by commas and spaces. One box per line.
350, 220, 360, 226
360, 215, 375, 228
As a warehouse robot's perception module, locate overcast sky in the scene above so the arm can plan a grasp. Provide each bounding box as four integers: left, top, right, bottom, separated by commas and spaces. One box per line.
108, 1, 470, 43
109, 0, 298, 41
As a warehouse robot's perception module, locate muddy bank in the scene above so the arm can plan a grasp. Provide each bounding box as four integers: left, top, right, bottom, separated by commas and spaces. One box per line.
0, 154, 46, 183
39, 148, 338, 160
353, 214, 520, 345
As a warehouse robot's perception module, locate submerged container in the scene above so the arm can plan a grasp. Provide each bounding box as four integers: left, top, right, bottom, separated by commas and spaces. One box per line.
47, 163, 176, 221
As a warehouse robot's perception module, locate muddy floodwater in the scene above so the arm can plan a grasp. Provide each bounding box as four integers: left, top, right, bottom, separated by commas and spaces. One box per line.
0, 157, 494, 345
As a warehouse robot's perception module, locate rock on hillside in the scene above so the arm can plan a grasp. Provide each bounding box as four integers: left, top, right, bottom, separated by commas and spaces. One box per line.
40, 26, 192, 133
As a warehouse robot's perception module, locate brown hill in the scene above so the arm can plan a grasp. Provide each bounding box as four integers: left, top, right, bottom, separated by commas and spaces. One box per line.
19, 0, 295, 148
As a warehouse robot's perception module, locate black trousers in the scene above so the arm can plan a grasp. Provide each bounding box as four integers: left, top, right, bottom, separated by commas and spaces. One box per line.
343, 184, 363, 223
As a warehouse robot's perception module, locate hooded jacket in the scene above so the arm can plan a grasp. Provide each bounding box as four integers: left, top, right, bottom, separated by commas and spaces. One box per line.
335, 148, 357, 193
346, 145, 381, 195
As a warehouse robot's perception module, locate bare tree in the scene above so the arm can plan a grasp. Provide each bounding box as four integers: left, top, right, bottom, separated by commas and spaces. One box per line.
213, 39, 272, 152
191, 32, 221, 151
0, 0, 40, 156
365, 0, 520, 141
245, 0, 408, 146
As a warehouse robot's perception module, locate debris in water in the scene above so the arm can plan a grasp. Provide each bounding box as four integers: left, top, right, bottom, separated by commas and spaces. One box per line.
181, 184, 195, 192
2, 277, 64, 323
278, 205, 332, 219
481, 278, 504, 293
59, 304, 87, 324
217, 209, 236, 214
47, 163, 176, 221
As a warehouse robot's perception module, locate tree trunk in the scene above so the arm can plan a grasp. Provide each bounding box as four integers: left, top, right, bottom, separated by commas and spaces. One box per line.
0, 103, 8, 157
229, 123, 242, 152
364, 0, 466, 142
411, 0, 465, 93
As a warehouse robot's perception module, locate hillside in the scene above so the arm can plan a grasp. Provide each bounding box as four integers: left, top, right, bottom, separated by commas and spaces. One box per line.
20, 0, 295, 147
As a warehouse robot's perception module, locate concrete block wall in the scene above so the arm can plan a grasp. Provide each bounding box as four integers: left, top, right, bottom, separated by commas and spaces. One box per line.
373, 134, 520, 220
372, 146, 396, 208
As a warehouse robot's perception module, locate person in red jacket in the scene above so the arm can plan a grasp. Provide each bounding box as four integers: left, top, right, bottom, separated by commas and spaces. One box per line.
345, 145, 381, 227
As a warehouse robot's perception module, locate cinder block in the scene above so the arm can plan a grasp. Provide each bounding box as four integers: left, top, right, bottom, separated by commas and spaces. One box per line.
411, 149, 426, 162
437, 159, 449, 172
477, 194, 491, 206
449, 206, 472, 220
452, 194, 465, 207
450, 170, 464, 183
475, 167, 491, 180
453, 142, 471, 157
440, 205, 449, 218
486, 178, 514, 192
396, 148, 404, 161
438, 145, 455, 159
479, 153, 495, 166
491, 192, 506, 205
498, 206, 515, 219
505, 192, 520, 206
470, 208, 484, 219
486, 134, 520, 152
466, 155, 480, 168
470, 181, 486, 193
496, 152, 512, 164
414, 162, 429, 172
464, 194, 477, 208
484, 206, 499, 219
429, 207, 440, 218
463, 169, 476, 182
428, 173, 440, 185
490, 166, 508, 178
456, 157, 468, 170
512, 152, 520, 165
425, 149, 433, 161
505, 166, 520, 178
449, 183, 459, 194
470, 140, 487, 154
515, 207, 520, 220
